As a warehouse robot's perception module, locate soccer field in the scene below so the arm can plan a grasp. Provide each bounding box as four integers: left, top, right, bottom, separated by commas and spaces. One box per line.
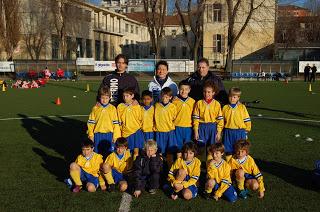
0, 80, 319, 211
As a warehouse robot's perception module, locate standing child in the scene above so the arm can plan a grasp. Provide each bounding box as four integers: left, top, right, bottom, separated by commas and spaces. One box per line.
87, 87, 121, 156
117, 88, 144, 158
172, 81, 195, 154
167, 142, 201, 200
193, 81, 223, 149
68, 139, 103, 193
141, 90, 155, 140
229, 139, 265, 199
222, 87, 251, 161
204, 143, 237, 202
132, 139, 163, 197
154, 87, 177, 164
100, 137, 132, 192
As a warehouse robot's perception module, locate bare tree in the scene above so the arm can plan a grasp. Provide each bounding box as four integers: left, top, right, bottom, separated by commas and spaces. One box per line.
0, 0, 21, 61
142, 0, 167, 59
175, 0, 206, 67
22, 0, 51, 61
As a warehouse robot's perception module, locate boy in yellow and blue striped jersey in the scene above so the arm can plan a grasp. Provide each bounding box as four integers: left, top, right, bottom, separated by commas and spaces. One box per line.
204, 143, 237, 202
100, 137, 132, 192
87, 87, 121, 156
172, 81, 195, 151
141, 90, 155, 141
222, 87, 251, 161
154, 87, 177, 155
229, 139, 265, 199
167, 142, 201, 200
69, 139, 103, 193
193, 81, 224, 147
117, 88, 144, 158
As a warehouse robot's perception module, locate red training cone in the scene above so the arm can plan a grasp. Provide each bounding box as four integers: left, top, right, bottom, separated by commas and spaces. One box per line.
55, 97, 61, 105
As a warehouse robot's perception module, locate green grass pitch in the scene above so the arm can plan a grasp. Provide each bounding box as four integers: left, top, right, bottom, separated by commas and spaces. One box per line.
0, 80, 319, 211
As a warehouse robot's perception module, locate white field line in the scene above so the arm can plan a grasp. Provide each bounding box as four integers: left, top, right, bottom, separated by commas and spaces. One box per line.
252, 116, 320, 123
0, 114, 88, 121
118, 192, 132, 212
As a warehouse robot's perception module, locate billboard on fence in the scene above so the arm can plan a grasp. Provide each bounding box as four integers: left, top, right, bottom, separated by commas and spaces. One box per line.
128, 60, 155, 72
0, 62, 14, 72
76, 58, 95, 66
94, 61, 116, 72
299, 61, 320, 73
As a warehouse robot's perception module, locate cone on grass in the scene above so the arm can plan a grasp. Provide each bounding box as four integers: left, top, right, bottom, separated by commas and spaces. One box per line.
285, 79, 288, 84
55, 97, 61, 105
85, 84, 90, 92
2, 84, 6, 92
309, 83, 312, 92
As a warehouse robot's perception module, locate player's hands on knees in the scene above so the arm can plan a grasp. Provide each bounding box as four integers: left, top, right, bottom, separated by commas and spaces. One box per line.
216, 132, 221, 143
133, 190, 141, 198
89, 135, 94, 142
213, 195, 219, 201
174, 182, 183, 191
194, 131, 199, 141
258, 191, 264, 199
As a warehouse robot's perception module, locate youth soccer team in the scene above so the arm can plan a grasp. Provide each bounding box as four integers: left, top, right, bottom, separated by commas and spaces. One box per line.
67, 76, 265, 202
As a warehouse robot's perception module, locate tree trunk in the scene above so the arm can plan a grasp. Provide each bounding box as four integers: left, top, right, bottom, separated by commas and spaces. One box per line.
225, 44, 234, 74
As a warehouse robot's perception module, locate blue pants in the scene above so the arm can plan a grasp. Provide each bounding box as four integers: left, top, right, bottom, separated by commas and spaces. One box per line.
155, 130, 177, 154
223, 129, 247, 154
198, 123, 217, 146
126, 129, 145, 150
175, 127, 192, 150
94, 132, 114, 156
214, 183, 238, 202
80, 168, 99, 188
245, 173, 255, 180
112, 169, 125, 184
143, 131, 154, 141
168, 175, 198, 198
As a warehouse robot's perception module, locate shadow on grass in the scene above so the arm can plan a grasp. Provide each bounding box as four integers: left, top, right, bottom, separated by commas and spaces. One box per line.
256, 159, 318, 191
248, 106, 320, 119
18, 114, 87, 181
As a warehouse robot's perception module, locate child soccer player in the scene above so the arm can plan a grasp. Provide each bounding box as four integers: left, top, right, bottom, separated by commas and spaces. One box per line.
87, 87, 121, 156
132, 139, 163, 197
117, 88, 144, 158
229, 139, 265, 199
193, 81, 223, 148
100, 137, 132, 192
141, 90, 155, 140
222, 87, 251, 161
69, 139, 103, 193
154, 87, 177, 163
204, 143, 237, 202
167, 142, 201, 200
172, 81, 195, 153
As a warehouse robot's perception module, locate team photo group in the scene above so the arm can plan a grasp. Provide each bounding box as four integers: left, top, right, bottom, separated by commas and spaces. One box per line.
66, 54, 265, 202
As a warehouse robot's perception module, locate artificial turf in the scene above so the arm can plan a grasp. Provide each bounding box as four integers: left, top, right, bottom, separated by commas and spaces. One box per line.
0, 80, 319, 211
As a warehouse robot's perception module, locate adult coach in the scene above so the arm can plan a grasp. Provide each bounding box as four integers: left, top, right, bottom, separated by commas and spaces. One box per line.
100, 54, 140, 105
185, 58, 228, 105
304, 63, 311, 82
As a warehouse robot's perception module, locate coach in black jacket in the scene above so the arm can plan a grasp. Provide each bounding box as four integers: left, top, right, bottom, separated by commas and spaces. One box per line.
100, 54, 140, 106
185, 58, 228, 105
132, 140, 163, 197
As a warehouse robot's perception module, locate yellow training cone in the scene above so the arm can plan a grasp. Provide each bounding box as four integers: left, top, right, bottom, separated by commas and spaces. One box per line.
85, 83, 90, 92
2, 84, 6, 92
308, 83, 312, 92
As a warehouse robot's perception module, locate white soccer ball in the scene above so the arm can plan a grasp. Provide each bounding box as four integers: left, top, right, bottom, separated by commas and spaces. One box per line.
295, 134, 300, 138
73, 96, 77, 98
257, 114, 262, 117
305, 137, 313, 142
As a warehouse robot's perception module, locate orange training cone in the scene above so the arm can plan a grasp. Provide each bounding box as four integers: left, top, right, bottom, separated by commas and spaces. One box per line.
55, 97, 61, 105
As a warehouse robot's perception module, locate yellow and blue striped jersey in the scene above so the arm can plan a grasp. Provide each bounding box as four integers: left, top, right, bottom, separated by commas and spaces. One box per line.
229, 155, 265, 192
192, 99, 224, 132
75, 152, 103, 177
207, 159, 232, 198
117, 103, 142, 137
168, 157, 201, 188
222, 103, 251, 131
141, 105, 154, 133
87, 103, 121, 140
172, 96, 195, 127
154, 102, 177, 132
105, 150, 132, 174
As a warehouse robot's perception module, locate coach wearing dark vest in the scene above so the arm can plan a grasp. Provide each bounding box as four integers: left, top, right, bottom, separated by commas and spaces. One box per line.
100, 54, 140, 106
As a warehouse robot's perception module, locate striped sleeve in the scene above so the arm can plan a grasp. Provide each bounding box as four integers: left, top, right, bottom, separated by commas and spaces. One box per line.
216, 103, 224, 133
112, 107, 121, 141
242, 105, 251, 132
87, 107, 96, 137
215, 164, 232, 198
251, 158, 265, 192
192, 102, 200, 131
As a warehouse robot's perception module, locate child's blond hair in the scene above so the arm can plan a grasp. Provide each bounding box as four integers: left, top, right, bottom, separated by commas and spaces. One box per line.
229, 87, 241, 97
144, 139, 158, 151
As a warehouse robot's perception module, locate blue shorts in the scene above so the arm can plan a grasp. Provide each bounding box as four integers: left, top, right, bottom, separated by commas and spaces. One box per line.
155, 130, 177, 154
245, 173, 255, 180
214, 183, 238, 202
198, 123, 217, 146
223, 129, 247, 154
80, 168, 99, 188
143, 131, 154, 141
112, 169, 125, 184
126, 129, 145, 150
175, 127, 192, 150
94, 132, 114, 156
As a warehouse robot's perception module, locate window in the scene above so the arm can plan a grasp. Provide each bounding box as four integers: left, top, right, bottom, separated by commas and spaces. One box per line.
51, 35, 59, 59
207, 4, 213, 23
94, 13, 98, 28
103, 41, 108, 60
136, 26, 139, 34
213, 4, 222, 22
76, 37, 83, 57
125, 24, 129, 32
86, 39, 92, 58
213, 34, 224, 53
172, 30, 177, 37
131, 25, 134, 33
182, 46, 187, 57
171, 46, 176, 57
95, 40, 101, 60
125, 39, 129, 45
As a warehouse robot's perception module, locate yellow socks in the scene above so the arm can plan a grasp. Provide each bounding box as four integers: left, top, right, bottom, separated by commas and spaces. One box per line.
70, 170, 82, 186
104, 172, 115, 184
